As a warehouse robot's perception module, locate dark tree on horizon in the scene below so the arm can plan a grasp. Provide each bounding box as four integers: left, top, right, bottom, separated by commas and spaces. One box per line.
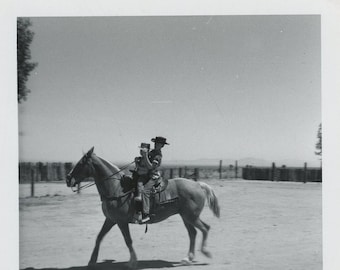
17, 17, 37, 103
315, 123, 322, 158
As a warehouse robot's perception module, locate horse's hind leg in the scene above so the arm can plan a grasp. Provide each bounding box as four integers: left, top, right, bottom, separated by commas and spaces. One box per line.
194, 218, 212, 258
88, 218, 116, 268
201, 219, 210, 232
181, 219, 197, 264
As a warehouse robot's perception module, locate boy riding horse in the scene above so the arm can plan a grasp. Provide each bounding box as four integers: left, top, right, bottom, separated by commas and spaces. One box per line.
134, 136, 169, 223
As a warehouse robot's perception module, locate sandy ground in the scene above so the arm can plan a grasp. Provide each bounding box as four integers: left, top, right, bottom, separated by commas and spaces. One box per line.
19, 179, 322, 270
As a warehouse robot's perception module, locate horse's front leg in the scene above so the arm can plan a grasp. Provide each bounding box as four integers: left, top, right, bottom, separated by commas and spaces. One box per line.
88, 218, 116, 269
117, 222, 137, 270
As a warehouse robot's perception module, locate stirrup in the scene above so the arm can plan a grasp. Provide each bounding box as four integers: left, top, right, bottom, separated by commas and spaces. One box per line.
140, 216, 150, 224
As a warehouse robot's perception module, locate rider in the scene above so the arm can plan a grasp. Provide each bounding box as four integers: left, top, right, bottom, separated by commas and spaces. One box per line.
134, 136, 169, 223
134, 142, 151, 196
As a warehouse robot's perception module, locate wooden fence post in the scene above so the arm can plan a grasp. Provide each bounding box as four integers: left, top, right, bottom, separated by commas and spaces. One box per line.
303, 162, 307, 183
170, 168, 173, 179
194, 168, 199, 181
219, 160, 222, 179
31, 169, 35, 197
235, 160, 238, 178
179, 168, 182, 177
271, 162, 276, 181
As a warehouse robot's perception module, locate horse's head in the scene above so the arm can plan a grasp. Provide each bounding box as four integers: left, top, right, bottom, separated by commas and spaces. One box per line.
66, 147, 95, 187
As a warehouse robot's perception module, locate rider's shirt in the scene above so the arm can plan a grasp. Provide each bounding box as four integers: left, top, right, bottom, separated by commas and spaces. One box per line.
148, 149, 162, 180
135, 155, 149, 176
135, 149, 162, 176
149, 149, 162, 169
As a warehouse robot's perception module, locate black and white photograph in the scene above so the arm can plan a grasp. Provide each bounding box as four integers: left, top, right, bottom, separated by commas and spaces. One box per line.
2, 1, 340, 270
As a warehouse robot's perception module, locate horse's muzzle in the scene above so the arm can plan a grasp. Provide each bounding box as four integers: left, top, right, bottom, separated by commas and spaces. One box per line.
66, 174, 76, 187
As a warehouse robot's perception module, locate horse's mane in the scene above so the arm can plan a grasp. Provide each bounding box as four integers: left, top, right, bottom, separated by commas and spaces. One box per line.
95, 155, 122, 175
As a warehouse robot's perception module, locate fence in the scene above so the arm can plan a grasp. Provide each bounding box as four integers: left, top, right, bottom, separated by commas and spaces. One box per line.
19, 161, 242, 183
161, 164, 241, 180
19, 161, 322, 183
19, 162, 73, 183
242, 163, 322, 182
19, 161, 321, 196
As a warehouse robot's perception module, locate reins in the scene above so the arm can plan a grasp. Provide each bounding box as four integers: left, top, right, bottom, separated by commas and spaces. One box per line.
72, 161, 135, 193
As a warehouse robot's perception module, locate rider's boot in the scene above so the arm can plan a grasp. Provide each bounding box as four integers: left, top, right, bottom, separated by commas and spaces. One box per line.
140, 197, 150, 223
135, 182, 143, 202
133, 211, 142, 223
140, 213, 150, 223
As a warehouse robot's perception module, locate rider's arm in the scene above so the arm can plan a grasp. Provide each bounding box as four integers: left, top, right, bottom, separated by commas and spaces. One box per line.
140, 149, 153, 169
134, 156, 141, 164
151, 154, 162, 169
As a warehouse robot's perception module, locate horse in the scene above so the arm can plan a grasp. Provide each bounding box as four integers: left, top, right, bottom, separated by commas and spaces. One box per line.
66, 147, 220, 269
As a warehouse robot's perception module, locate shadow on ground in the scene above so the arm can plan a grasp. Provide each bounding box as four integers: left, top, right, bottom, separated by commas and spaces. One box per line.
21, 260, 209, 270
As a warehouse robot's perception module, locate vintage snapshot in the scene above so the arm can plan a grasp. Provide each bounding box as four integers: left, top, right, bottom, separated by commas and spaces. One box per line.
18, 15, 322, 270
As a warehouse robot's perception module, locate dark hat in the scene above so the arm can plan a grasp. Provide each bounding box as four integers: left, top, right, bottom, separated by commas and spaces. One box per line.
151, 136, 169, 145
139, 143, 150, 149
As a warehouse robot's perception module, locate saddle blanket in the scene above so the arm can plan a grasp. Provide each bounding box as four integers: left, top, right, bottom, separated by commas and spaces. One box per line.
150, 178, 179, 206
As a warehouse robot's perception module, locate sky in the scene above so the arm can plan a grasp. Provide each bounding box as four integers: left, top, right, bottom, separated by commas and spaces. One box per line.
17, 15, 322, 166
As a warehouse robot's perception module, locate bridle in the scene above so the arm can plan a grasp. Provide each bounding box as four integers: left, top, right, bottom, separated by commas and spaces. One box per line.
70, 160, 135, 192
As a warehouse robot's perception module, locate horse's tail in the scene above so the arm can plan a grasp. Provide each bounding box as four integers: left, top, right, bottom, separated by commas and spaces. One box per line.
199, 182, 220, 218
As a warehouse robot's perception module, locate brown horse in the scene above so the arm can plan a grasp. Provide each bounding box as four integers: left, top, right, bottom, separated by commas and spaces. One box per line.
66, 147, 220, 269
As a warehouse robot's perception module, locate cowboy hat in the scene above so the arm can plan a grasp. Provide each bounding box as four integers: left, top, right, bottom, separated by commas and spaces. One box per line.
151, 136, 169, 145
138, 143, 150, 149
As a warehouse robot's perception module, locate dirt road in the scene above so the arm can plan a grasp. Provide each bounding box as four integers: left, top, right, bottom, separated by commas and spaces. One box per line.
19, 179, 322, 270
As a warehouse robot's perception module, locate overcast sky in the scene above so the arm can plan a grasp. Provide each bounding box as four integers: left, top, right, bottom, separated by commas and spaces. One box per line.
18, 15, 321, 165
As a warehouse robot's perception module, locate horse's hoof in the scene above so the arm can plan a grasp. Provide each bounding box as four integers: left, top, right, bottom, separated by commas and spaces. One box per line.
201, 249, 212, 258
181, 257, 192, 265
126, 261, 138, 270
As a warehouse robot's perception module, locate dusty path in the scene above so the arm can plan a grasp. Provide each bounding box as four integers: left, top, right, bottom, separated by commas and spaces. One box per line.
19, 179, 322, 270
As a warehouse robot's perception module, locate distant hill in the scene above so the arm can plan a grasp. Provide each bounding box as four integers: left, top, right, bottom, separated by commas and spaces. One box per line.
163, 157, 321, 168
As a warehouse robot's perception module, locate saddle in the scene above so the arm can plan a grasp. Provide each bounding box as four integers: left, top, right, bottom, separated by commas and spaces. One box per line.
149, 177, 179, 215
122, 175, 179, 221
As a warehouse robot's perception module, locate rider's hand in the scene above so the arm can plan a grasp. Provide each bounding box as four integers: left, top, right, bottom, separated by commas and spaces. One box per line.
140, 148, 148, 155
152, 160, 159, 166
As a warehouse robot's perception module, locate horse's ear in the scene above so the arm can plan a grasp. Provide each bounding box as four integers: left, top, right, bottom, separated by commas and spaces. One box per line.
87, 146, 94, 157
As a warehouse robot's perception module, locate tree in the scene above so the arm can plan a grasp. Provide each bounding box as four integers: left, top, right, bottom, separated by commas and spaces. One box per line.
17, 18, 37, 103
315, 123, 322, 158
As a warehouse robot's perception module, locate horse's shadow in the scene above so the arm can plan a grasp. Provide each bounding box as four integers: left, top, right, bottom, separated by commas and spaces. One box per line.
21, 259, 209, 270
